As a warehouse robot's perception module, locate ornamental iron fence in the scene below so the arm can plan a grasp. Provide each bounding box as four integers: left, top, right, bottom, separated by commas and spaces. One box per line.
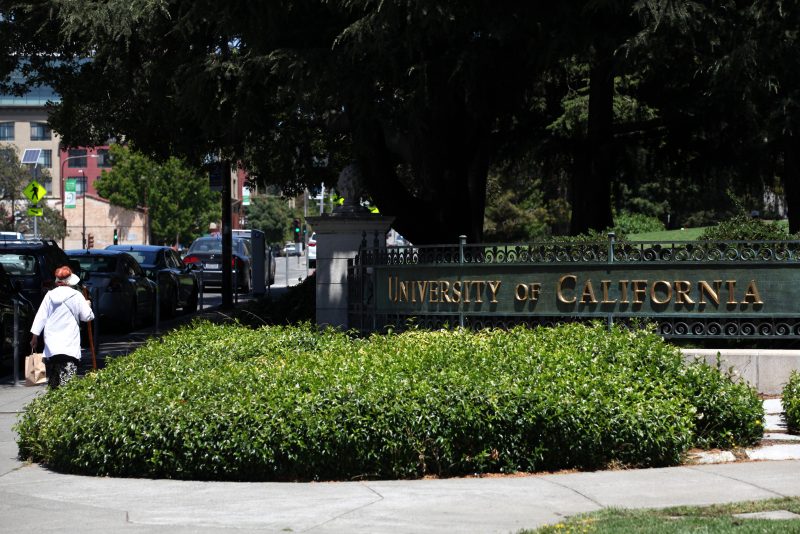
348, 233, 800, 339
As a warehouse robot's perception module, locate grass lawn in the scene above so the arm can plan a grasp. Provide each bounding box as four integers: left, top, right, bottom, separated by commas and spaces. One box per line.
628, 220, 790, 243
628, 226, 709, 242
527, 497, 800, 533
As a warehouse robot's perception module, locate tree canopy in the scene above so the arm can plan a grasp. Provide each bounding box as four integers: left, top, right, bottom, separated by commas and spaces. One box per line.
93, 145, 218, 246
3, 1, 799, 242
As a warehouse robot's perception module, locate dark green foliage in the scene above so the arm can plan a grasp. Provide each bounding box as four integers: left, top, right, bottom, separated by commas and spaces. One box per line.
234, 275, 316, 327
614, 211, 665, 235
784, 371, 800, 433
681, 359, 764, 449
698, 213, 793, 242
15, 322, 762, 481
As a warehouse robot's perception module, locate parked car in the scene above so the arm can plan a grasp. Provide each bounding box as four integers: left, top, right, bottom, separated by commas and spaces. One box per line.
67, 249, 156, 332
282, 243, 300, 257
182, 237, 253, 292
0, 239, 73, 310
307, 232, 317, 268
106, 245, 200, 316
0, 263, 34, 365
230, 229, 277, 285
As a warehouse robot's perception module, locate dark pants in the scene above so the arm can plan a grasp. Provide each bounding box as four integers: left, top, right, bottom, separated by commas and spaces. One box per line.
44, 354, 79, 389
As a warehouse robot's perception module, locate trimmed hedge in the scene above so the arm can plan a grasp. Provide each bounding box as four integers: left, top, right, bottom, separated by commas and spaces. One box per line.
15, 322, 762, 481
784, 371, 800, 433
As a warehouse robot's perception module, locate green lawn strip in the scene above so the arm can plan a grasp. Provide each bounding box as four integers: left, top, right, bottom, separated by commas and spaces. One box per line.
628, 227, 709, 242
526, 497, 800, 533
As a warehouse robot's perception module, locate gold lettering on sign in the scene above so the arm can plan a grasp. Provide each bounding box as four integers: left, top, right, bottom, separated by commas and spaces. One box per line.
487, 281, 502, 303
387, 275, 766, 309
440, 281, 452, 303
515, 283, 528, 301
452, 281, 462, 303
650, 280, 672, 305
698, 280, 722, 305
674, 281, 694, 304
601, 280, 617, 304
742, 280, 764, 304
632, 280, 648, 304
558, 275, 577, 304
619, 280, 630, 303
726, 280, 738, 305
580, 280, 598, 304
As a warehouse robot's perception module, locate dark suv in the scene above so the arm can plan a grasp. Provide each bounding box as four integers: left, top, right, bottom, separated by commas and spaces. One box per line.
0, 239, 72, 310
0, 263, 34, 365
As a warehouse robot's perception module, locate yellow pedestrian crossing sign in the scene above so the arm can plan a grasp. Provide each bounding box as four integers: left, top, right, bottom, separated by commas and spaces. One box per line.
23, 181, 47, 204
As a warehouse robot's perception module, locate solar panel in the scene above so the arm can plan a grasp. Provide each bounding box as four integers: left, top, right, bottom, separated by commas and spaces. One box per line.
21, 148, 41, 165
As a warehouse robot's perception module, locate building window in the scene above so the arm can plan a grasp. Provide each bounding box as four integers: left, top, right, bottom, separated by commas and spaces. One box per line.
67, 149, 87, 167
42, 178, 53, 196
97, 148, 112, 168
38, 149, 52, 168
0, 122, 14, 141
30, 122, 51, 141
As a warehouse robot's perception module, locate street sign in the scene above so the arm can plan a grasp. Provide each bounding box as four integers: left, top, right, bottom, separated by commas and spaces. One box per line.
23, 181, 47, 204
65, 179, 76, 208
27, 207, 43, 217
243, 186, 251, 206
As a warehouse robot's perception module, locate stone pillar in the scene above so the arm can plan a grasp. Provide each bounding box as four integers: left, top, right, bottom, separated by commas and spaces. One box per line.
306, 213, 394, 329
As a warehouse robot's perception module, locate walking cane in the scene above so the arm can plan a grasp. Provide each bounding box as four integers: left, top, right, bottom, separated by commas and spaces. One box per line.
82, 286, 97, 370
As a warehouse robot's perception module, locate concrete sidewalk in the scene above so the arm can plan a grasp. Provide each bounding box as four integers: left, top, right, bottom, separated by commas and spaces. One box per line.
2, 383, 800, 533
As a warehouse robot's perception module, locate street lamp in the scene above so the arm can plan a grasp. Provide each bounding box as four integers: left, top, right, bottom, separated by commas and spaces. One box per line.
60, 153, 98, 249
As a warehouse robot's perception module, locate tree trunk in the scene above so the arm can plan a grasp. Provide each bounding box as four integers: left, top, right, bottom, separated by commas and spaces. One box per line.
355, 115, 490, 245
570, 51, 615, 235
784, 133, 800, 234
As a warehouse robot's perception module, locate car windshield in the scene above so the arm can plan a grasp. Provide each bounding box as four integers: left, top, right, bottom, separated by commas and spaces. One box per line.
126, 250, 158, 265
0, 254, 37, 275
189, 238, 246, 255
75, 256, 117, 274
189, 239, 223, 254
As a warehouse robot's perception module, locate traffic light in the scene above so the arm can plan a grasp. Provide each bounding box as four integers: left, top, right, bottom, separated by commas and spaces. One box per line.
113, 228, 119, 245
292, 218, 301, 242
87, 234, 94, 248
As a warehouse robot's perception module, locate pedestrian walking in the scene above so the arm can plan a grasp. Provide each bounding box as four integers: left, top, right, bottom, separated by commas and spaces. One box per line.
29, 266, 95, 389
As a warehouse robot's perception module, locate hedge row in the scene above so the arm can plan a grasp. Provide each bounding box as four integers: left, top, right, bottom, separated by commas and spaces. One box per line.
15, 322, 763, 481
784, 371, 800, 433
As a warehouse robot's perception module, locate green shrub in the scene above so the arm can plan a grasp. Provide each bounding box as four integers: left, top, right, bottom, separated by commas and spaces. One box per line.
681, 359, 764, 449
234, 274, 316, 327
784, 371, 800, 433
15, 322, 762, 481
698, 213, 792, 241
614, 211, 666, 235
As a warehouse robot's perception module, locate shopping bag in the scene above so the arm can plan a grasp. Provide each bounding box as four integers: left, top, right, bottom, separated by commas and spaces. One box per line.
25, 353, 47, 386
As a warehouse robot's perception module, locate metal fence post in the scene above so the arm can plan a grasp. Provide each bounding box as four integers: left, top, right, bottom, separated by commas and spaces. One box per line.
12, 299, 20, 386
607, 232, 615, 331
154, 278, 160, 334
459, 235, 466, 328
92, 287, 100, 350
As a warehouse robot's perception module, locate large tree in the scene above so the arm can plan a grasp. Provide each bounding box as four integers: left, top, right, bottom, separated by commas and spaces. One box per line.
2, 1, 576, 244
93, 145, 218, 246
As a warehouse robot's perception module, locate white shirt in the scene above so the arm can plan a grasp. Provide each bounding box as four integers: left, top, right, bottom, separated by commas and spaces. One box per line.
30, 286, 95, 359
